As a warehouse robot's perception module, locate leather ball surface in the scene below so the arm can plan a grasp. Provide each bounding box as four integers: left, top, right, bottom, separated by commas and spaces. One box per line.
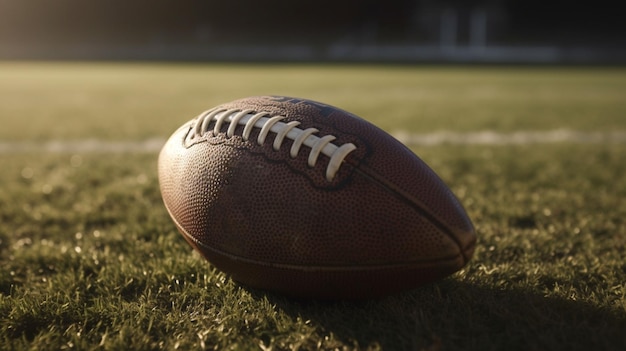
158, 96, 476, 299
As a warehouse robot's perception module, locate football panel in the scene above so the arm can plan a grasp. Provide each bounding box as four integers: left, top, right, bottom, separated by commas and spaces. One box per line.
217, 96, 475, 244
160, 130, 464, 266
175, 221, 466, 299
218, 250, 463, 299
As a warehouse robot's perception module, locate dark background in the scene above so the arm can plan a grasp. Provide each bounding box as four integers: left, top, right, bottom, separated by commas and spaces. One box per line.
0, 0, 624, 63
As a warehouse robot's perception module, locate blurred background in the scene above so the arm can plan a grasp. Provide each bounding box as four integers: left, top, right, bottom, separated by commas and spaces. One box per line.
1, 0, 624, 64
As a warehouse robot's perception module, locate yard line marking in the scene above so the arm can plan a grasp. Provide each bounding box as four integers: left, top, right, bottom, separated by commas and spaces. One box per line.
0, 130, 625, 154
393, 129, 626, 146
0, 138, 166, 154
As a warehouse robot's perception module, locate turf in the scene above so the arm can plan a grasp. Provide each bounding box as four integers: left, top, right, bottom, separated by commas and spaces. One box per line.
1, 63, 625, 350
1, 63, 625, 140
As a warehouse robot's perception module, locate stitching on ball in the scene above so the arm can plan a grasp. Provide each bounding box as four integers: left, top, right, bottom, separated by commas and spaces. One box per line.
186, 108, 357, 181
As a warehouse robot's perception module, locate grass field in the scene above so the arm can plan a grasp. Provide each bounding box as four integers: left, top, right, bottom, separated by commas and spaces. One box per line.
1, 62, 625, 350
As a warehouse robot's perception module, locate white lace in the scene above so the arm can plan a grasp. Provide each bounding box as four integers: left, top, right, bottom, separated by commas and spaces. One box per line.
188, 108, 357, 181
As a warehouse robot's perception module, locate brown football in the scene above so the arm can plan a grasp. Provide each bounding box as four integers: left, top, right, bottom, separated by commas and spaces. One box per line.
158, 96, 476, 299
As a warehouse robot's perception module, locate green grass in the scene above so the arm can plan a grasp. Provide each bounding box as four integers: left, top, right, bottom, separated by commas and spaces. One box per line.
1, 63, 625, 140
1, 63, 625, 350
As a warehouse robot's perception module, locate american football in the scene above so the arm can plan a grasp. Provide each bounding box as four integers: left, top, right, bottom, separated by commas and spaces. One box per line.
158, 95, 476, 299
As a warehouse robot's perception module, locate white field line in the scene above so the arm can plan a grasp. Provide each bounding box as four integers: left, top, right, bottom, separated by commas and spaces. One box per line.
0, 138, 166, 154
1, 130, 625, 154
393, 129, 626, 146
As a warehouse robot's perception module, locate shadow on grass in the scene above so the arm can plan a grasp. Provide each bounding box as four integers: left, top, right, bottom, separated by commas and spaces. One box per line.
254, 280, 626, 350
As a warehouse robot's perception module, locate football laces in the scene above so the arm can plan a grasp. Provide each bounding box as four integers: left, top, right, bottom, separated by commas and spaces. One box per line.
186, 108, 357, 181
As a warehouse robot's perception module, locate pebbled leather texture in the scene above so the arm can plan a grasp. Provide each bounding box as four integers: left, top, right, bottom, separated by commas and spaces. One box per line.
158, 96, 476, 299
